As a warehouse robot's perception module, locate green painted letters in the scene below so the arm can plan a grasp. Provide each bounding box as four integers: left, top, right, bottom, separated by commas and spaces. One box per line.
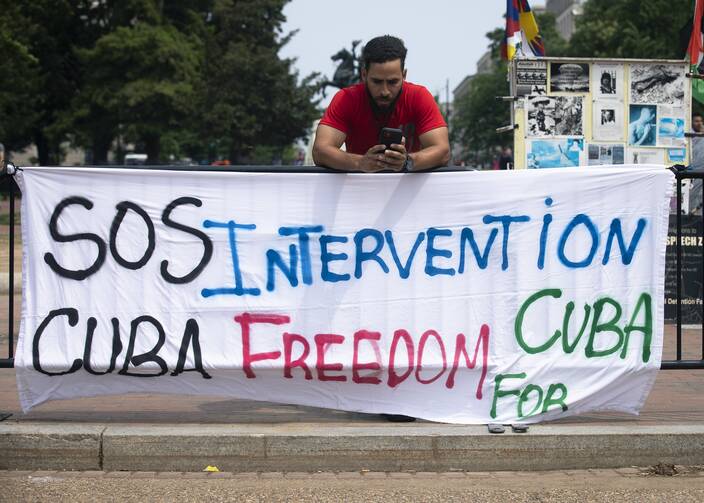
515, 289, 562, 354
585, 297, 623, 358
542, 383, 568, 414
622, 293, 652, 362
490, 372, 526, 419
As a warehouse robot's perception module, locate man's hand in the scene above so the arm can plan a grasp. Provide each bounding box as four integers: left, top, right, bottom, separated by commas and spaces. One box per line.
358, 145, 392, 172
384, 138, 407, 171
357, 138, 408, 172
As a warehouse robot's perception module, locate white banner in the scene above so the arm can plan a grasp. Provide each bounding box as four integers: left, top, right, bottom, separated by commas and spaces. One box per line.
14, 166, 674, 424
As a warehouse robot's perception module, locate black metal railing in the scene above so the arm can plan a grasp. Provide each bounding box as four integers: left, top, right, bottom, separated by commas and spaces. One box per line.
0, 166, 18, 369
1, 164, 702, 370
664, 166, 704, 369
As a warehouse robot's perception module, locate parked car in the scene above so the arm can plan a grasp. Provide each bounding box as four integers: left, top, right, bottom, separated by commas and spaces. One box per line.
124, 153, 147, 165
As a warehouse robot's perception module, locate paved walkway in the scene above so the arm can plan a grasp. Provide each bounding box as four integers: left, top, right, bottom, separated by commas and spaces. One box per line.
3, 468, 704, 503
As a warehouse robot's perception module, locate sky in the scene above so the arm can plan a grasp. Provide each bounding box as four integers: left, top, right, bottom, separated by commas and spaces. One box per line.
280, 0, 532, 104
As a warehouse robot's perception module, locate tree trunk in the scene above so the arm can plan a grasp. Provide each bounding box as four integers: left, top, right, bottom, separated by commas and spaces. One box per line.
35, 131, 50, 166
35, 130, 63, 166
91, 134, 112, 165
229, 144, 244, 165
144, 134, 161, 165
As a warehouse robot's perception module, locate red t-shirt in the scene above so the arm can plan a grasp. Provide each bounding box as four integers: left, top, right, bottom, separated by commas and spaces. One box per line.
319, 81, 447, 154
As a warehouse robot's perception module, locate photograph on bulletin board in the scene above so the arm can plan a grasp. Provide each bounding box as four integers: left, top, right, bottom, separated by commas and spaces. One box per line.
628, 105, 657, 147
668, 148, 686, 163
549, 62, 590, 93
526, 96, 584, 137
593, 101, 625, 141
527, 138, 584, 169
592, 64, 624, 100
626, 148, 666, 165
587, 144, 625, 165
516, 60, 547, 96
657, 106, 686, 147
629, 64, 685, 106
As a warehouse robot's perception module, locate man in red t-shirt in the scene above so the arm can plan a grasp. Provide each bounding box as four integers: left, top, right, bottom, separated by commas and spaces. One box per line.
313, 35, 449, 172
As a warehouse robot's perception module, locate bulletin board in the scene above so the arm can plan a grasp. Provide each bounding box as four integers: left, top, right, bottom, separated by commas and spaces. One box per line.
510, 57, 690, 169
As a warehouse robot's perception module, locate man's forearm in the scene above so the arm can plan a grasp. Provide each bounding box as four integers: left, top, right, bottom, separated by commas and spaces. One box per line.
409, 145, 450, 171
313, 145, 363, 171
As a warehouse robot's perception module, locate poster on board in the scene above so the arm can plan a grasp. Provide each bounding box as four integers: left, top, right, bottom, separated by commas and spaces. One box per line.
626, 147, 666, 165
587, 144, 625, 165
550, 62, 590, 93
630, 64, 686, 106
592, 63, 623, 100
657, 105, 686, 147
668, 148, 687, 163
527, 96, 583, 137
593, 101, 624, 141
526, 96, 556, 136
554, 96, 584, 136
628, 105, 658, 147
664, 215, 703, 323
516, 60, 547, 96
527, 138, 584, 168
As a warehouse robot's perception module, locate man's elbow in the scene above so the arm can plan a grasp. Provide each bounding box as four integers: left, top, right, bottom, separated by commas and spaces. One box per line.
441, 145, 450, 166
312, 142, 326, 166
435, 144, 450, 167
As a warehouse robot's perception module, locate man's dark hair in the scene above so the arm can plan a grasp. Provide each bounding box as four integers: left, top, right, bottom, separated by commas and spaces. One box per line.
694, 113, 703, 120
362, 35, 407, 70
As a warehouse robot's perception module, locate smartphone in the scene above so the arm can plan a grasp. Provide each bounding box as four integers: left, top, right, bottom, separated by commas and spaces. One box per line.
379, 127, 403, 149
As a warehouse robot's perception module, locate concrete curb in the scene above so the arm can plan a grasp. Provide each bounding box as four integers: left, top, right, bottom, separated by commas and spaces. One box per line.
1, 422, 703, 472
0, 423, 103, 471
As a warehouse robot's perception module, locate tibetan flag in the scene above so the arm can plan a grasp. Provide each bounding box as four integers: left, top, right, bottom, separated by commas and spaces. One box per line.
688, 0, 704, 104
504, 0, 545, 60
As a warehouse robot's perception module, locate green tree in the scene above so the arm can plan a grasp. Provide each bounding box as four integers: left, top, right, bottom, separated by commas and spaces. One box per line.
201, 0, 319, 163
77, 22, 202, 164
569, 0, 691, 59
0, 1, 40, 155
2, 1, 162, 164
452, 70, 509, 167
5, 1, 97, 165
68, 1, 208, 164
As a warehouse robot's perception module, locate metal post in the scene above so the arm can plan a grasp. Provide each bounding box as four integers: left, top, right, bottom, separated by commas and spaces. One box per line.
8, 182, 14, 360
0, 167, 15, 417
677, 176, 682, 361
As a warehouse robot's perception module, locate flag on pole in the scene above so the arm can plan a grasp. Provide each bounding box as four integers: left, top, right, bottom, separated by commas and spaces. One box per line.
503, 0, 545, 60
688, 0, 704, 104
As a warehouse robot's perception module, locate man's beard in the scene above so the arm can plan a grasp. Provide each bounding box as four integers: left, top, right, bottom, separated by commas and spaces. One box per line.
374, 100, 393, 112
366, 85, 402, 115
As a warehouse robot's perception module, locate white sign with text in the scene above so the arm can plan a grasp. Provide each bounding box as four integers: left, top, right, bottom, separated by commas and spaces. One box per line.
14, 166, 673, 423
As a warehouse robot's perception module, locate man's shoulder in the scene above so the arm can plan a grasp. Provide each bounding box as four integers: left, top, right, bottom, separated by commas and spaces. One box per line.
335, 82, 366, 100
403, 81, 432, 97
321, 83, 367, 130
402, 81, 436, 107
403, 81, 428, 91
